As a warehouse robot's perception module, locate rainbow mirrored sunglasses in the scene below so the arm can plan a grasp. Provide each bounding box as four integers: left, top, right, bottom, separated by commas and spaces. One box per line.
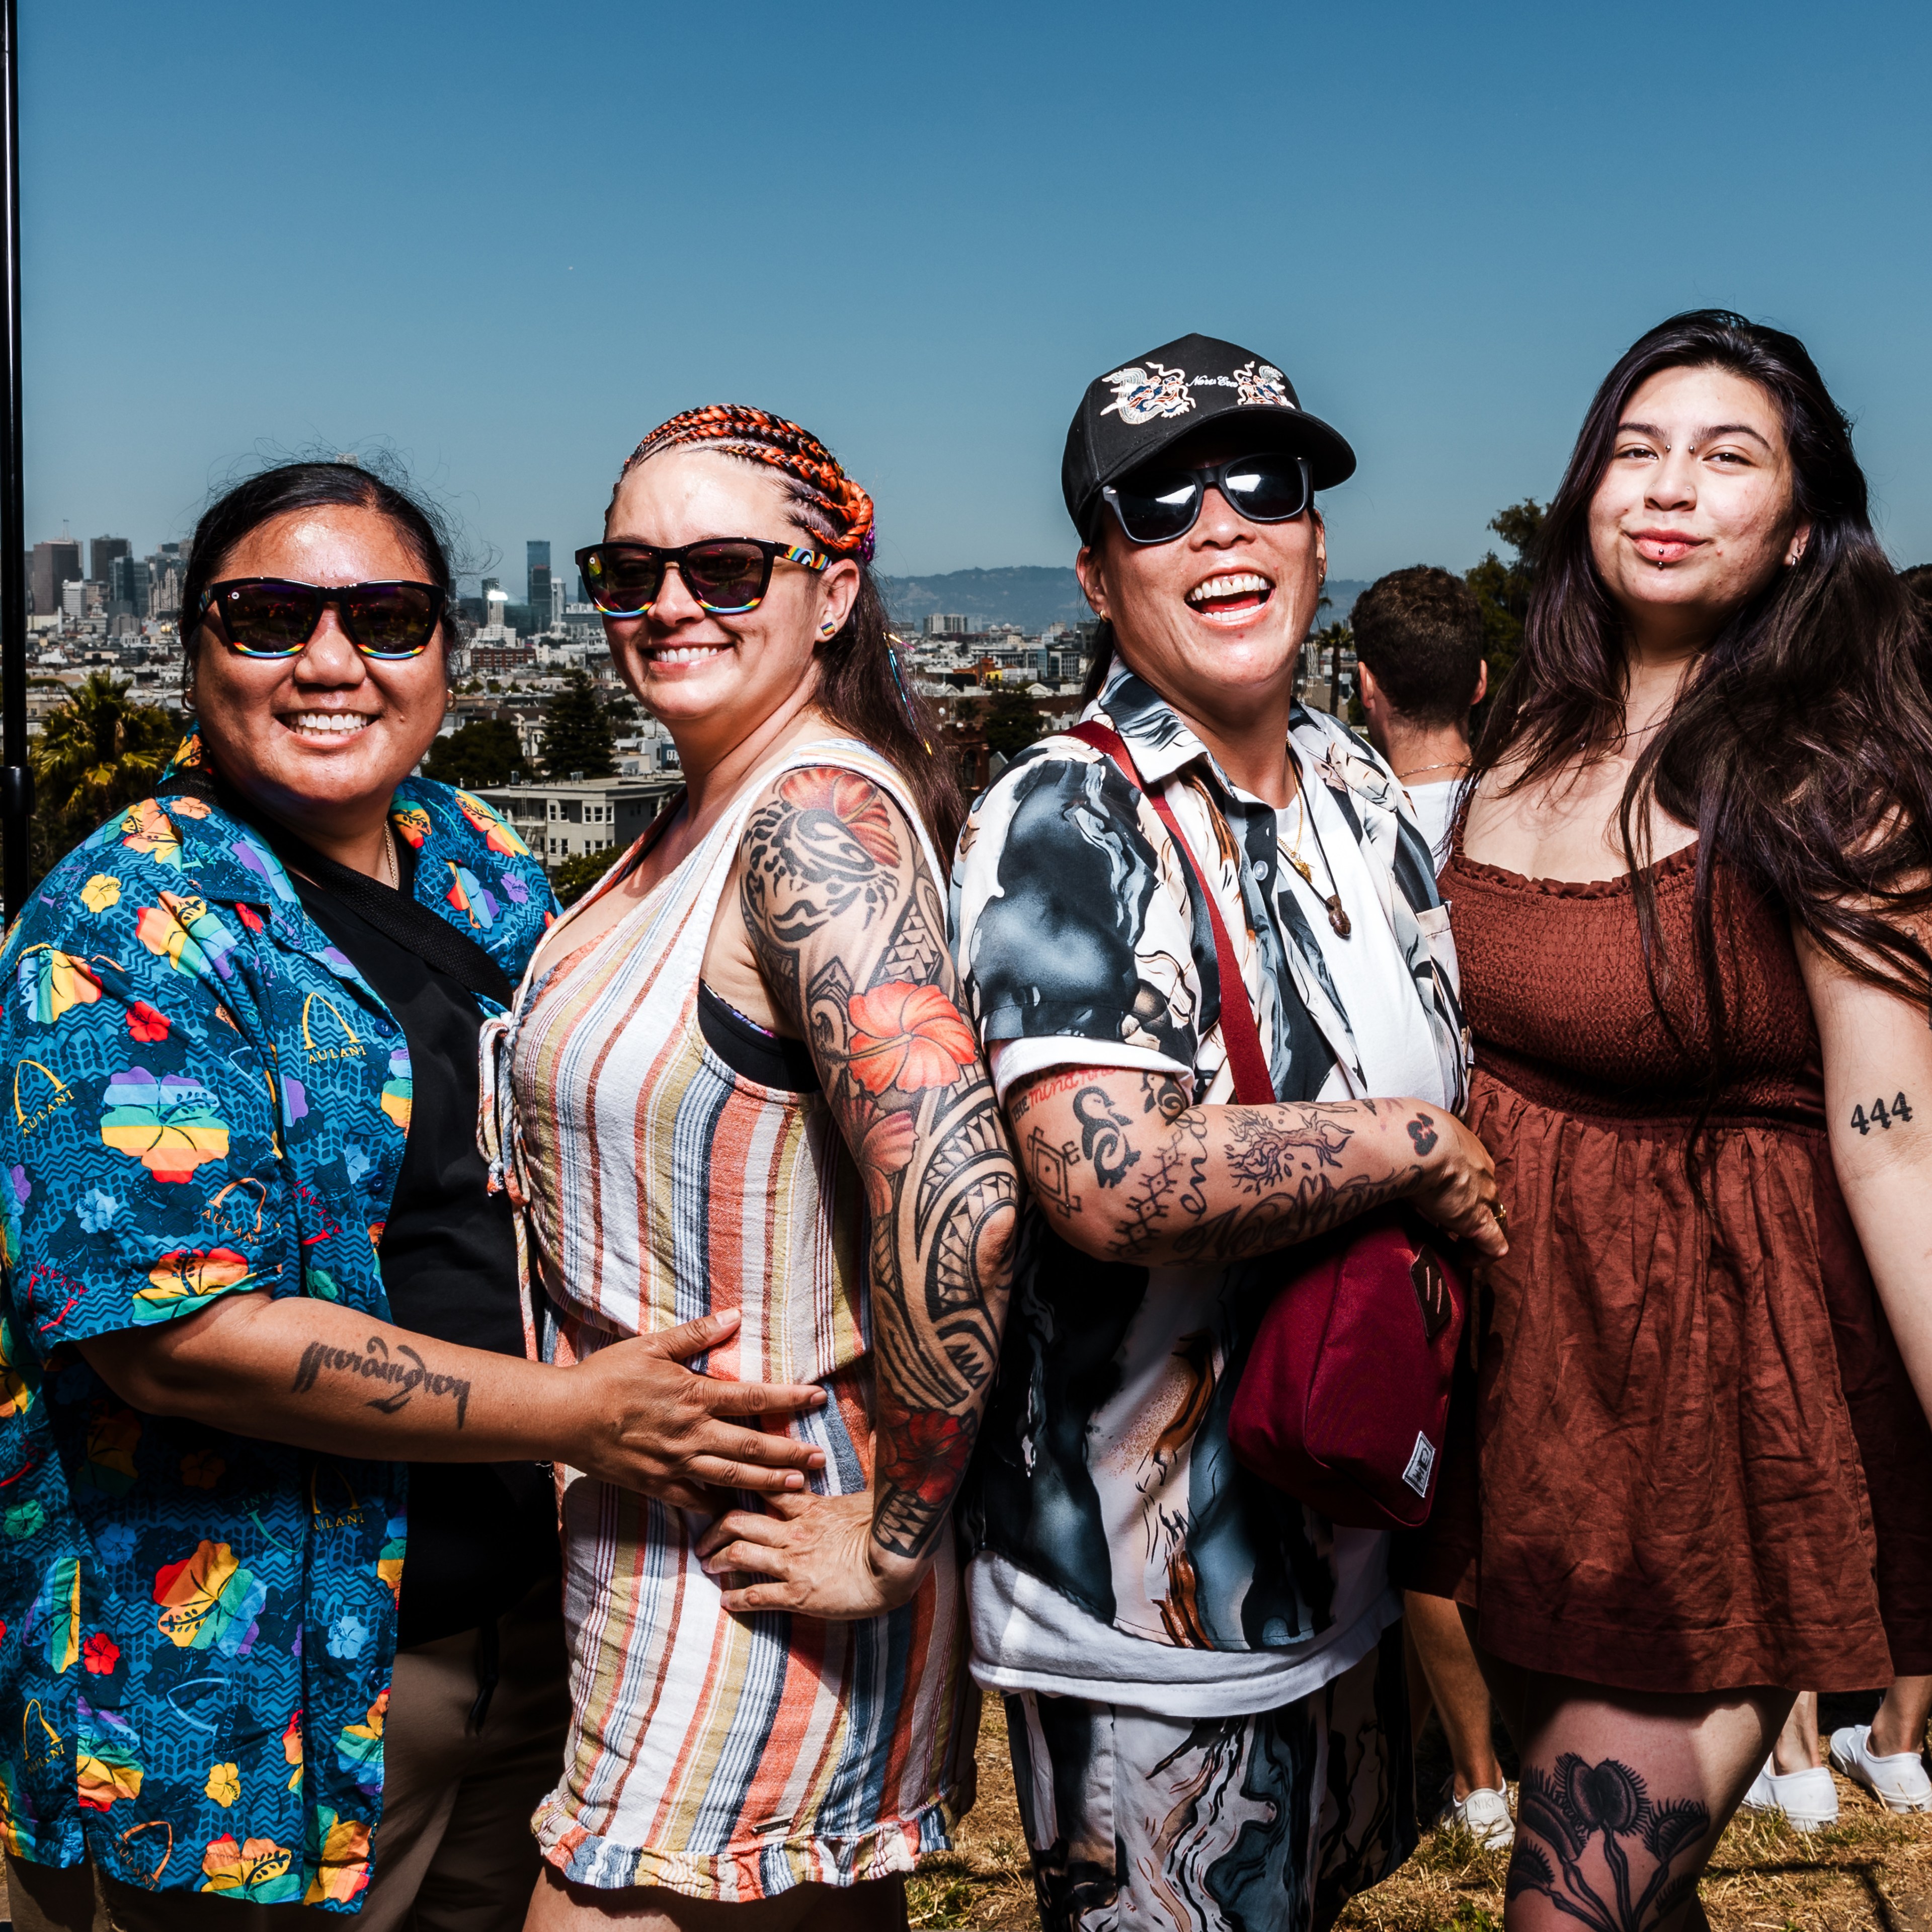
575, 538, 830, 617
197, 578, 445, 659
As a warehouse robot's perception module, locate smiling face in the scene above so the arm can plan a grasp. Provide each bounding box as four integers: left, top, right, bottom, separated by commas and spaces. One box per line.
1588, 363, 1808, 648
190, 502, 448, 836
1076, 433, 1326, 730
601, 449, 859, 745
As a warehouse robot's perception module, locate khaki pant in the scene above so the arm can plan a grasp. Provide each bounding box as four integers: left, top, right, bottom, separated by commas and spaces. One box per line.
7, 1587, 569, 1932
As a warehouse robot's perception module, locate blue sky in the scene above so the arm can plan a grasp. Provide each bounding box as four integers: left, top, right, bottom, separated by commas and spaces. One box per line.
23, 1, 1932, 588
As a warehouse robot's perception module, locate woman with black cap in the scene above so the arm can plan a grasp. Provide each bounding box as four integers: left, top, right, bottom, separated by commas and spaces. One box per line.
948, 335, 1505, 1932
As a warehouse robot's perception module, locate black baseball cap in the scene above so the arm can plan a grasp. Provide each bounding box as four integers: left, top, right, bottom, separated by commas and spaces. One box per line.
1062, 332, 1356, 540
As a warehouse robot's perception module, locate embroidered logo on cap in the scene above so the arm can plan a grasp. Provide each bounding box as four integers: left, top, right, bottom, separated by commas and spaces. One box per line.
1234, 361, 1293, 408
1100, 363, 1195, 426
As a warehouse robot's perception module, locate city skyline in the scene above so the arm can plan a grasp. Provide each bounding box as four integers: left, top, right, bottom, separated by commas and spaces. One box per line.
20, 1, 1932, 585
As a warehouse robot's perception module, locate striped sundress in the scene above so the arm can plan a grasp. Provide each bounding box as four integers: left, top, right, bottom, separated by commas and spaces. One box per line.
492, 737, 977, 1901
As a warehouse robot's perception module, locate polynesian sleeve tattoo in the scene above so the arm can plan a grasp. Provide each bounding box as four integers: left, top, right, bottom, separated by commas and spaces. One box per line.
740, 768, 1019, 1563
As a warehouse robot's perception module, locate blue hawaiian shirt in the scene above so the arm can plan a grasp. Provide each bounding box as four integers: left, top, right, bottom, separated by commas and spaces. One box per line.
0, 734, 553, 1910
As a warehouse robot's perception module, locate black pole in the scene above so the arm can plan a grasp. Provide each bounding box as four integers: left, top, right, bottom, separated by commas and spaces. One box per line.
0, 0, 24, 922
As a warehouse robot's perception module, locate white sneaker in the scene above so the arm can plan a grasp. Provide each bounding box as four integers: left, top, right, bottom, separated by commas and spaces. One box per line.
1444, 1782, 1515, 1849
1741, 1756, 1839, 1831
1830, 1724, 1932, 1813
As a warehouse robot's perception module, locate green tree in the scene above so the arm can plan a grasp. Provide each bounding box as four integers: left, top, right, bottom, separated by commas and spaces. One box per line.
29, 674, 182, 886
539, 670, 636, 779
550, 847, 615, 906
1465, 498, 1546, 693
424, 717, 528, 789
983, 691, 1043, 760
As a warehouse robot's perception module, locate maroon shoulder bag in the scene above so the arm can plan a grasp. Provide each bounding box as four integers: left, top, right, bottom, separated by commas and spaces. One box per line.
1064, 721, 1466, 1531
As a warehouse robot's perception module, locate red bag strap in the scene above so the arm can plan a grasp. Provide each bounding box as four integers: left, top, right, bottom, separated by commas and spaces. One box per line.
1063, 721, 1277, 1108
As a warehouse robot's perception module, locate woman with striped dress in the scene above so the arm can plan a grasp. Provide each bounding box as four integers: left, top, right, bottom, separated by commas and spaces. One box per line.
493, 409, 1019, 1929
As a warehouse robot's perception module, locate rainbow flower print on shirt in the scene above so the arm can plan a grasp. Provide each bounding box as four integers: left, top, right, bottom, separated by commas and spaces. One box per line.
134, 1247, 254, 1325
15, 946, 102, 1025
134, 895, 238, 981
100, 1066, 230, 1182
152, 1540, 269, 1657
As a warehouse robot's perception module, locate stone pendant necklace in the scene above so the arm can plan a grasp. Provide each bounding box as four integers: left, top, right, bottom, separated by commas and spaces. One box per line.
1285, 758, 1351, 940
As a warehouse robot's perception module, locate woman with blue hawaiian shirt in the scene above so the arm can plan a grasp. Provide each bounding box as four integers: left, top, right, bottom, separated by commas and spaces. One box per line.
0, 465, 832, 1930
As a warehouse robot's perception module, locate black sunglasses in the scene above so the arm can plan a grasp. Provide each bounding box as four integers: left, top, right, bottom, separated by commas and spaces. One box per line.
198, 578, 445, 660
575, 538, 831, 618
1101, 453, 1312, 546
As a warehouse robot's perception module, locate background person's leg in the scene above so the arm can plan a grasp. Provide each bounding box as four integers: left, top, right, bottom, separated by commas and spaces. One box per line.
1868, 1675, 1932, 1758
1502, 1674, 1788, 1932
1407, 1591, 1507, 1800
408, 1592, 572, 1932
1770, 1692, 1820, 1774
4, 1854, 110, 1932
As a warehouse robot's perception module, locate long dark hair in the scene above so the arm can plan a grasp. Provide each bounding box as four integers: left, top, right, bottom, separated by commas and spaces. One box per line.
1473, 309, 1932, 1067
815, 563, 962, 856
181, 459, 458, 686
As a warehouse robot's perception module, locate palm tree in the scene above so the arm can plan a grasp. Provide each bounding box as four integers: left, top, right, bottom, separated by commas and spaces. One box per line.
29, 673, 182, 882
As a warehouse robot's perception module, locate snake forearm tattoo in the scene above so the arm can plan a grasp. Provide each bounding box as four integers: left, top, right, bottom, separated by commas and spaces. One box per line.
1012, 1072, 1423, 1265
741, 769, 1018, 1563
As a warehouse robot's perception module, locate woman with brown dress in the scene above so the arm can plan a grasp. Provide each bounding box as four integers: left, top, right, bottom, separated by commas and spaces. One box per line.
1422, 310, 1932, 1931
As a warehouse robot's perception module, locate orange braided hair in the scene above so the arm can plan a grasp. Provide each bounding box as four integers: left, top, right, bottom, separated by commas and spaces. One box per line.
621, 404, 876, 561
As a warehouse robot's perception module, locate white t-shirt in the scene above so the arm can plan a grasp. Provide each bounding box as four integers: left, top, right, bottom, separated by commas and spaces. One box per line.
1404, 779, 1460, 874
967, 768, 1448, 1715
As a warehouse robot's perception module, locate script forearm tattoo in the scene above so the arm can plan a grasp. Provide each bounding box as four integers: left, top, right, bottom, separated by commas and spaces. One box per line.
739, 768, 1017, 1563
291, 1335, 472, 1427
1010, 1069, 1420, 1266
1510, 1754, 1711, 1932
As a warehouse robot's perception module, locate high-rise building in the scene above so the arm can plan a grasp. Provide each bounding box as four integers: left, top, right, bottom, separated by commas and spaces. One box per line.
109, 553, 148, 618
90, 535, 131, 587
528, 541, 552, 630
30, 539, 80, 619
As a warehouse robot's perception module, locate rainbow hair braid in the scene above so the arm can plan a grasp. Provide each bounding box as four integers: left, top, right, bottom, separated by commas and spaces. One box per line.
621, 404, 876, 563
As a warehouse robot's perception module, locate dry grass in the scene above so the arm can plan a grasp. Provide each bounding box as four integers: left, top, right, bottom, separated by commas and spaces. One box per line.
907, 1695, 1041, 1928
923, 1704, 1932, 1932
1336, 1770, 1932, 1932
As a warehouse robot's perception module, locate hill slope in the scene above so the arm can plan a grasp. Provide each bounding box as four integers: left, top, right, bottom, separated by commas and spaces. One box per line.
883, 567, 1370, 633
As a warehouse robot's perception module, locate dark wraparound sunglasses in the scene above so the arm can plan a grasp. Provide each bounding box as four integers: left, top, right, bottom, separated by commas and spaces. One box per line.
198, 578, 446, 659
576, 538, 831, 618
1101, 453, 1312, 546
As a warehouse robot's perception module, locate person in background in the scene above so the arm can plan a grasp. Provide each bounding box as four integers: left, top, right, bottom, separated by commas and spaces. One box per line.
1351, 566, 1488, 871
0, 462, 826, 1931
1418, 311, 1932, 1930
499, 406, 1017, 1928
950, 334, 1505, 1932
1350, 567, 1510, 1845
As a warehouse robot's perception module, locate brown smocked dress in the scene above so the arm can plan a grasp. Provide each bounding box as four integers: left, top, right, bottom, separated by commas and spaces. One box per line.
1412, 840, 1932, 1694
